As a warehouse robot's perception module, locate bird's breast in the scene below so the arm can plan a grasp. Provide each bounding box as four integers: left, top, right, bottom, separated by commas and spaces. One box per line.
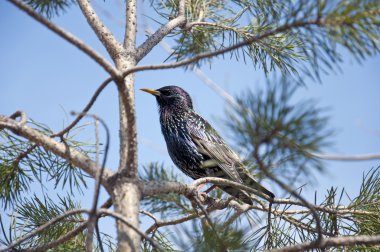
159, 114, 207, 179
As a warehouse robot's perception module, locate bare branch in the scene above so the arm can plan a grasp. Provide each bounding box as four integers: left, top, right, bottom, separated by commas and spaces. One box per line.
312, 152, 380, 161
267, 235, 380, 252
191, 177, 273, 201
97, 209, 163, 252
278, 214, 334, 237
135, 16, 186, 62
141, 179, 379, 217
8, 0, 118, 77
76, 0, 125, 60
84, 115, 110, 252
123, 0, 137, 52
140, 210, 161, 225
0, 114, 114, 188
135, 0, 186, 62
143, 198, 232, 234
142, 177, 272, 201
142, 180, 197, 197
9, 78, 112, 173
53, 77, 113, 137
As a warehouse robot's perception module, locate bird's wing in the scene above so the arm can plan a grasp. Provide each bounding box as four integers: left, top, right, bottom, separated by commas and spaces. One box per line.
186, 114, 243, 183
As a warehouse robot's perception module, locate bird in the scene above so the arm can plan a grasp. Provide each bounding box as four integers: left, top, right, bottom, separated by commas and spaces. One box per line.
141, 85, 274, 204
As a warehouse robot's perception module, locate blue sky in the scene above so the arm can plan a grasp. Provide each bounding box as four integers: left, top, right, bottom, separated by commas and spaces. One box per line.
1, 0, 380, 241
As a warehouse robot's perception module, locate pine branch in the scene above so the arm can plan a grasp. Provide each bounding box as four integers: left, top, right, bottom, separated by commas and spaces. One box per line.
0, 209, 85, 252
0, 114, 114, 187
120, 17, 341, 75
267, 234, 380, 252
145, 0, 380, 80
0, 199, 155, 252
16, 198, 112, 252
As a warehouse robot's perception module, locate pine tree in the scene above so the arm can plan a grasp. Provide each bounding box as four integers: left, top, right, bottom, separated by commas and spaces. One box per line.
1, 0, 380, 251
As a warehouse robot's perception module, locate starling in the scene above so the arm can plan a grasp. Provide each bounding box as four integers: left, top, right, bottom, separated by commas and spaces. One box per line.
141, 86, 274, 204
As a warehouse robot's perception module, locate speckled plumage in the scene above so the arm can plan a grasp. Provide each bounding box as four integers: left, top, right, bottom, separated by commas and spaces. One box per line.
142, 85, 274, 204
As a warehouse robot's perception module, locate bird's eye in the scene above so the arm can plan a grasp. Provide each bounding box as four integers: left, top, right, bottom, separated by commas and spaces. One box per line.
160, 90, 171, 96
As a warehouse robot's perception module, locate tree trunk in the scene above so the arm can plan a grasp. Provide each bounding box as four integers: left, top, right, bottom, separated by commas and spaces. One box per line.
113, 0, 139, 250
112, 178, 141, 252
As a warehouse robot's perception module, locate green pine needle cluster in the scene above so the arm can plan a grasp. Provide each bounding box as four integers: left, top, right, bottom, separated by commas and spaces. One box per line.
351, 167, 380, 236
224, 79, 332, 184
0, 121, 91, 209
140, 163, 193, 217
0, 194, 85, 250
150, 0, 380, 82
23, 0, 75, 18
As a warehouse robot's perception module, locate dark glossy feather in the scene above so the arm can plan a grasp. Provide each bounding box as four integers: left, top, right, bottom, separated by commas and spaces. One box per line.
142, 85, 274, 204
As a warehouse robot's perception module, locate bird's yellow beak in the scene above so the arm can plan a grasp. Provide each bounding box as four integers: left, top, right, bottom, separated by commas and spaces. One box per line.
140, 88, 160, 96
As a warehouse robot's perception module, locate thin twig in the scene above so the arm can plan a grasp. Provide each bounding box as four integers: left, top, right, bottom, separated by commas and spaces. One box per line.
279, 214, 333, 237
140, 210, 161, 224
8, 0, 117, 76
267, 235, 380, 252
9, 77, 112, 173
144, 198, 232, 235
191, 177, 272, 201
81, 114, 110, 251
97, 209, 163, 252
258, 163, 324, 246
95, 221, 104, 252
312, 152, 380, 161
53, 78, 112, 137
192, 195, 225, 248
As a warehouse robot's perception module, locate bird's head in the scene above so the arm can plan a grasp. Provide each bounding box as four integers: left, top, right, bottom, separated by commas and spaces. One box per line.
140, 85, 193, 110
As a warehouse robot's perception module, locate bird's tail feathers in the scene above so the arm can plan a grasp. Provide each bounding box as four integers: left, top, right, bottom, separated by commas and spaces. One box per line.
219, 185, 253, 205
239, 170, 275, 199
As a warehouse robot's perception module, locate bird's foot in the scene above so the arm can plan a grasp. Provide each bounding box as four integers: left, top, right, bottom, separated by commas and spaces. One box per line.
195, 184, 216, 202
196, 183, 206, 191
204, 185, 216, 194
198, 191, 208, 202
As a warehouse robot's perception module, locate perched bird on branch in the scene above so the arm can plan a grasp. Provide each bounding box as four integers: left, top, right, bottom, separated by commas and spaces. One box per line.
141, 85, 274, 204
